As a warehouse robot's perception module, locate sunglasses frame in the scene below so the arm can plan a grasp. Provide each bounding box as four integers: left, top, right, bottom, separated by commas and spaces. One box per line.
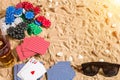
81, 62, 120, 77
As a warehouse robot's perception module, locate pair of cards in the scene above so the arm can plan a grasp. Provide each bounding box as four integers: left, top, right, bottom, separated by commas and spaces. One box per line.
16, 36, 50, 61
17, 58, 46, 80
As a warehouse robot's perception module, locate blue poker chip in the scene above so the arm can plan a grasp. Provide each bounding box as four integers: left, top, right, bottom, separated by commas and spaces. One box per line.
25, 11, 34, 19
6, 6, 15, 14
14, 8, 23, 16
34, 20, 42, 26
5, 15, 15, 24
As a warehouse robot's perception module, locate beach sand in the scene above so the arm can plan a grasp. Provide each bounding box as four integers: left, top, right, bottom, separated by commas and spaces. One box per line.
0, 0, 120, 80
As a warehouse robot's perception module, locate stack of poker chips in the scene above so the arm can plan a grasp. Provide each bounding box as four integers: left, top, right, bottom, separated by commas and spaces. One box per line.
2, 1, 51, 39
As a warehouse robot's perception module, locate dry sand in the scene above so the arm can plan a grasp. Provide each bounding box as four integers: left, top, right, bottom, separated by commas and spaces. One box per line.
0, 0, 120, 80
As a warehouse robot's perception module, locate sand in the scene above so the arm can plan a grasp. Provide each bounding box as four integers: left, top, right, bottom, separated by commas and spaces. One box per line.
0, 0, 120, 80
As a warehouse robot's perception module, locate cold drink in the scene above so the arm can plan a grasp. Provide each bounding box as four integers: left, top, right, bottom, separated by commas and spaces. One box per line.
0, 35, 14, 67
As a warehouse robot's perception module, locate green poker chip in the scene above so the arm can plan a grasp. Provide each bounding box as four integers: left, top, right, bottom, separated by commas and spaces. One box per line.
33, 26, 42, 35
27, 27, 33, 35
27, 22, 42, 35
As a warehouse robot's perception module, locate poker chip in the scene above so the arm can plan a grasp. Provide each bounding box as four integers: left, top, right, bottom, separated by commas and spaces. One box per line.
16, 2, 23, 9
25, 19, 34, 24
5, 15, 15, 24
14, 8, 23, 17
25, 11, 34, 19
33, 26, 42, 35
33, 6, 40, 15
1, 23, 11, 35
36, 16, 46, 23
3, 1, 51, 39
42, 19, 51, 28
23, 8, 26, 14
14, 17, 23, 25
6, 6, 16, 14
27, 22, 42, 35
34, 20, 42, 26
24, 2, 34, 11
27, 26, 33, 35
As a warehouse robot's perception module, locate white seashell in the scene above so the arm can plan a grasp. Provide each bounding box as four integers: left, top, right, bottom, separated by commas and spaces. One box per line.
55, 2, 59, 6
107, 12, 112, 18
46, 12, 50, 17
48, 4, 52, 8
99, 59, 104, 62
57, 52, 63, 57
104, 49, 110, 54
78, 55, 83, 59
49, 0, 52, 2
111, 24, 116, 28
68, 56, 73, 61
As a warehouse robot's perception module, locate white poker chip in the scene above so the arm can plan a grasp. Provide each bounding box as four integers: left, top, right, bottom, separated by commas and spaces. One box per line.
1, 23, 10, 35
14, 14, 22, 17
0, 17, 5, 22
14, 17, 23, 25
23, 9, 26, 14
10, 23, 16, 27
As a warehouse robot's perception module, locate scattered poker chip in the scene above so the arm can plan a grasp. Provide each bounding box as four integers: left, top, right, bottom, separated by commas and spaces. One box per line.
36, 16, 46, 23
22, 8, 26, 14
14, 8, 23, 17
25, 19, 34, 24
27, 22, 42, 35
33, 26, 42, 35
7, 22, 27, 39
42, 19, 51, 28
6, 6, 16, 14
3, 1, 51, 39
27, 27, 33, 35
14, 17, 23, 25
16, 2, 23, 9
1, 23, 11, 35
33, 6, 40, 15
25, 11, 34, 19
24, 2, 34, 11
5, 15, 15, 24
34, 20, 42, 26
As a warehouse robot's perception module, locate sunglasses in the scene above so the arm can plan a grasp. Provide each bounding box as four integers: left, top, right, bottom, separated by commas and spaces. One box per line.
74, 62, 120, 77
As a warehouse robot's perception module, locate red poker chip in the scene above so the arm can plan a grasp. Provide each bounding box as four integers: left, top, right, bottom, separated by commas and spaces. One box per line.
16, 2, 23, 9
36, 16, 46, 23
24, 3, 34, 11
42, 19, 51, 28
21, 2, 29, 8
33, 6, 41, 15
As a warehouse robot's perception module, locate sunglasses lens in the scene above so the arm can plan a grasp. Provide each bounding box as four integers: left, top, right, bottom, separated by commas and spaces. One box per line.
82, 64, 99, 76
103, 65, 119, 77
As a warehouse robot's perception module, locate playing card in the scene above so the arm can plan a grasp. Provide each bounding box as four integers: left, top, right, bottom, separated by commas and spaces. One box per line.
17, 58, 46, 80
47, 61, 75, 80
14, 64, 25, 80
17, 58, 36, 79
26, 37, 50, 55
16, 45, 26, 61
21, 43, 35, 57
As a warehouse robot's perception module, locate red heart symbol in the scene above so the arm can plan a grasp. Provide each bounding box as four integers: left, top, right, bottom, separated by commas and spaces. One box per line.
31, 71, 35, 75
